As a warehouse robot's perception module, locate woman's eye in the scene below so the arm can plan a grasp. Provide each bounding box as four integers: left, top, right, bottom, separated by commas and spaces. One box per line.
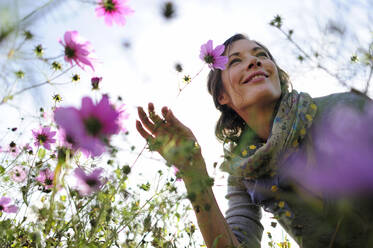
229, 58, 240, 66
256, 52, 268, 58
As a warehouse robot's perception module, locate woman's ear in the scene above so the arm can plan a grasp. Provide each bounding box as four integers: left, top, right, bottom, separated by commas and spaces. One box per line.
218, 91, 230, 105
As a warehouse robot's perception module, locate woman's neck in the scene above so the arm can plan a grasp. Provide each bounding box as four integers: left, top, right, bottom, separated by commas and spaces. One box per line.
238, 102, 277, 140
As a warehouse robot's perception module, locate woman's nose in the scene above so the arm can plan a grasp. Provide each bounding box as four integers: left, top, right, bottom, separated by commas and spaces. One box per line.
247, 58, 262, 70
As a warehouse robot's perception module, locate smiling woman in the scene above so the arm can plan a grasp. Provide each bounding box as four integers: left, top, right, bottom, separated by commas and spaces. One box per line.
136, 33, 373, 248
216, 37, 283, 141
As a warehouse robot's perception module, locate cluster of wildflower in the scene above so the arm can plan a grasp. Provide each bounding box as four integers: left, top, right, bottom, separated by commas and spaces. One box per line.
0, 2, 205, 247
0, 93, 128, 216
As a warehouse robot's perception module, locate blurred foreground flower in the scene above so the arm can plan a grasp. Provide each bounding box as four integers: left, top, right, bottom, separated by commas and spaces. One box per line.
59, 30, 95, 71
10, 166, 27, 183
285, 104, 373, 197
74, 167, 106, 195
32, 126, 56, 150
117, 103, 130, 133
54, 95, 122, 157
36, 168, 55, 191
96, 0, 134, 26
199, 40, 228, 70
0, 197, 18, 213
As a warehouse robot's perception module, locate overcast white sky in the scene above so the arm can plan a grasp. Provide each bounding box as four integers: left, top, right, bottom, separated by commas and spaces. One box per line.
1, 0, 372, 246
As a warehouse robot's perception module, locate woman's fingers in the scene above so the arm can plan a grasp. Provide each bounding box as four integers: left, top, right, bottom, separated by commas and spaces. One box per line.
137, 106, 156, 133
163, 107, 189, 132
136, 120, 152, 140
136, 120, 162, 152
148, 103, 165, 128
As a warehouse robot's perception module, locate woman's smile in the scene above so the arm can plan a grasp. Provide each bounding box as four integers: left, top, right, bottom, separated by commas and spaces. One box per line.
241, 71, 269, 85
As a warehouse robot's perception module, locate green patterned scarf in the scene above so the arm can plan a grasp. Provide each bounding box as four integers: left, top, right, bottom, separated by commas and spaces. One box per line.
220, 90, 318, 179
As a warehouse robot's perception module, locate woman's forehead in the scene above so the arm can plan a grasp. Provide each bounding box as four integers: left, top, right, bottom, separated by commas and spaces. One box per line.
225, 39, 263, 55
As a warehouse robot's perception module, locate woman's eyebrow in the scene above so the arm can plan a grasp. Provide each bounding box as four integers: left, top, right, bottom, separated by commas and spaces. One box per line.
228, 47, 265, 58
251, 46, 263, 53
228, 52, 240, 58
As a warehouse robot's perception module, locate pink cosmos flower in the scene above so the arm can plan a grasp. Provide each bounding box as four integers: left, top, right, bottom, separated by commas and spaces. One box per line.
59, 30, 95, 71
95, 0, 134, 26
32, 126, 56, 150
54, 95, 121, 157
36, 168, 54, 190
10, 166, 27, 183
199, 40, 228, 70
74, 167, 106, 195
0, 197, 18, 213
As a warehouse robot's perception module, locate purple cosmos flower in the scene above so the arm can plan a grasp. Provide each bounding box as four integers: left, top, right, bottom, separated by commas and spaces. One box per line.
0, 197, 18, 213
32, 126, 56, 150
36, 168, 55, 190
54, 95, 121, 157
95, 0, 134, 26
74, 167, 106, 195
199, 40, 228, 70
59, 30, 95, 71
285, 104, 373, 197
10, 166, 27, 183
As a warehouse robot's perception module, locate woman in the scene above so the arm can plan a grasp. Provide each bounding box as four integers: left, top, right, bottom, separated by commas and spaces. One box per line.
136, 34, 373, 248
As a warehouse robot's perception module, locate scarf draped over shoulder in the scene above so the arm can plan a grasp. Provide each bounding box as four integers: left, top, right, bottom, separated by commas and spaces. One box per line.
221, 90, 318, 179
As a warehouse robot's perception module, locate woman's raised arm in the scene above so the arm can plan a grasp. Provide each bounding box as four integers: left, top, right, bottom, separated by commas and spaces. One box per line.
136, 103, 241, 248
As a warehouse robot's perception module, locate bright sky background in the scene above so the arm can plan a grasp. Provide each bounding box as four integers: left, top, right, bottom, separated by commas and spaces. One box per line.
1, 0, 372, 247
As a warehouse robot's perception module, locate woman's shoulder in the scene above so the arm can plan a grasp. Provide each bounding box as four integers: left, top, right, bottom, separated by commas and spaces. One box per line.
312, 90, 371, 113
313, 90, 372, 108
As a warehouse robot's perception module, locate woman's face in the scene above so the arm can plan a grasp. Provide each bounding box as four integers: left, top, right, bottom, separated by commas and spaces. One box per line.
219, 39, 281, 112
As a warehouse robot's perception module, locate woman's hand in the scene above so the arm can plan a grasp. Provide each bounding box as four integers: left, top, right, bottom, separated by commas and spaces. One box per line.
137, 104, 240, 248
136, 103, 206, 174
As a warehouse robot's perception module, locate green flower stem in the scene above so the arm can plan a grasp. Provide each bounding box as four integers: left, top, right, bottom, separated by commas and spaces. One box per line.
364, 65, 373, 94
88, 194, 109, 242
273, 24, 352, 89
115, 180, 177, 235
135, 215, 162, 248
177, 64, 205, 96
0, 65, 74, 105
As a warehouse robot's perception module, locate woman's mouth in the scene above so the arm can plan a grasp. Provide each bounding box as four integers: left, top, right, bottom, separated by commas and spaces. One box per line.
242, 71, 269, 84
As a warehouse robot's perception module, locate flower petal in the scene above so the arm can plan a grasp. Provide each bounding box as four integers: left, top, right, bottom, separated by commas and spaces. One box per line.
0, 197, 10, 205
